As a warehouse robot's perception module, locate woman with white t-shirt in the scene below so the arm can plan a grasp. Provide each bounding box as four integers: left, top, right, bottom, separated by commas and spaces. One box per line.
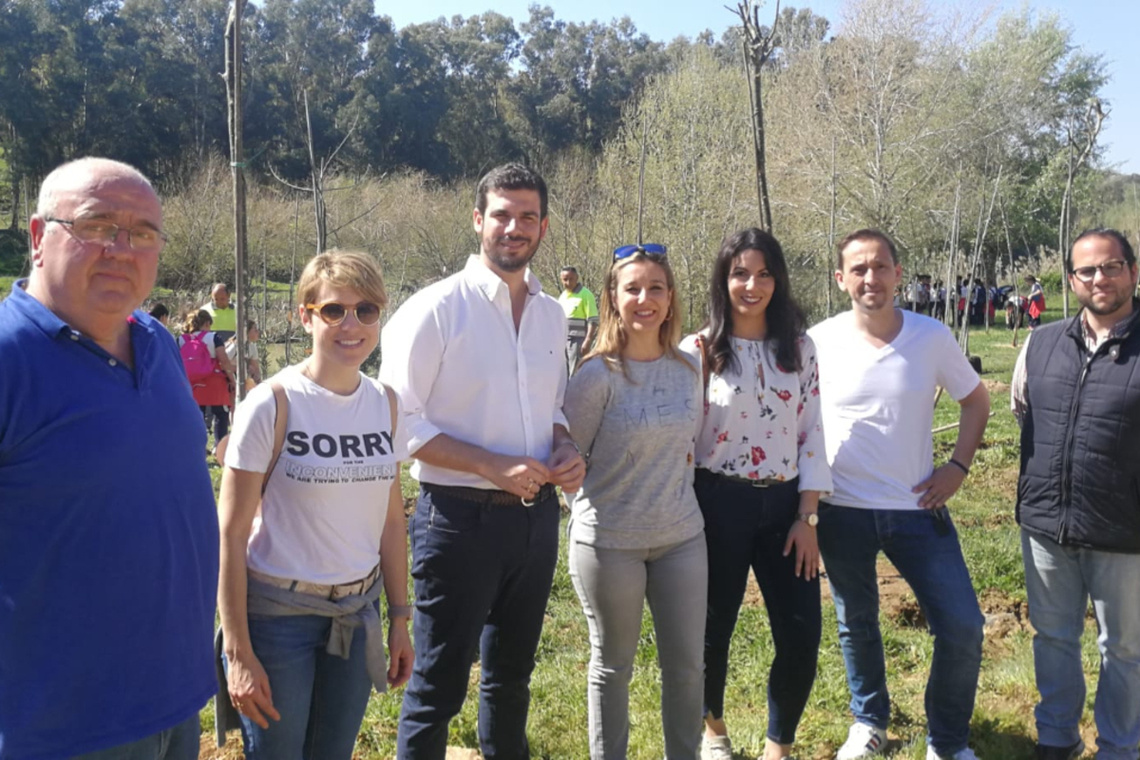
680, 228, 831, 760
218, 250, 413, 759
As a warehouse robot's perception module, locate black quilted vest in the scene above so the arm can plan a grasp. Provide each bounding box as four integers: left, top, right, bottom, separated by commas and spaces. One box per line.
1017, 302, 1140, 552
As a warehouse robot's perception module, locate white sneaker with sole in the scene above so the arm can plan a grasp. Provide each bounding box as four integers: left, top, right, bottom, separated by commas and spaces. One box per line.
836, 722, 887, 760
701, 734, 733, 760
926, 747, 980, 760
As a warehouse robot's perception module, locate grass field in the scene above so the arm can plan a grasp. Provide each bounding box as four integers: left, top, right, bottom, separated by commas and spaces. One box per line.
197, 312, 1103, 759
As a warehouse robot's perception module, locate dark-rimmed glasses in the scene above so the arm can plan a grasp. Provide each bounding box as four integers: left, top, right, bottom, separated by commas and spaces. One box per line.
1071, 259, 1129, 283
305, 301, 382, 326
45, 216, 167, 251
613, 243, 667, 261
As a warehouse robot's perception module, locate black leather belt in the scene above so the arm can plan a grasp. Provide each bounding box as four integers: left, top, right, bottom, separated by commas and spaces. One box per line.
697, 468, 795, 489
424, 482, 557, 507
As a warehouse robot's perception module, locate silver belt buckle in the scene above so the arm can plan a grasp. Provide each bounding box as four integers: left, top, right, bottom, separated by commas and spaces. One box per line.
521, 496, 535, 507
751, 479, 770, 488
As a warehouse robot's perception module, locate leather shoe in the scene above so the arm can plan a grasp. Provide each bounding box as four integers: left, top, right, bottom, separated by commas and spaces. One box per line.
1035, 739, 1084, 760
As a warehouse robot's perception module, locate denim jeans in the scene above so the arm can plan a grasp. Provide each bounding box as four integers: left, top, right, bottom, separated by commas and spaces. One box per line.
72, 714, 200, 760
569, 531, 707, 760
694, 470, 820, 745
817, 503, 984, 756
1022, 529, 1140, 759
397, 485, 560, 760
226, 604, 376, 760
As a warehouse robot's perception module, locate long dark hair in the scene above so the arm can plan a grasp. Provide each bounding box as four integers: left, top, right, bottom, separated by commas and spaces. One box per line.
704, 228, 806, 375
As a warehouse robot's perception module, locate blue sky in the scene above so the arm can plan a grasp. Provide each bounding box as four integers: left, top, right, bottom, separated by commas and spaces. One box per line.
376, 0, 1138, 174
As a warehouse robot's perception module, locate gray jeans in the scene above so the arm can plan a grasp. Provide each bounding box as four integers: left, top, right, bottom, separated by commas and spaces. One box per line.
569, 531, 708, 760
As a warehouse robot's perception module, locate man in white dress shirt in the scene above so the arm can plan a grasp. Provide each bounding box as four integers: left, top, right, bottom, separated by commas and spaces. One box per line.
380, 163, 586, 760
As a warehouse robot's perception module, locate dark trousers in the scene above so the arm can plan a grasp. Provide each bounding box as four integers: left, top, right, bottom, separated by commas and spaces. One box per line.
396, 485, 561, 760
694, 469, 821, 744
200, 405, 229, 443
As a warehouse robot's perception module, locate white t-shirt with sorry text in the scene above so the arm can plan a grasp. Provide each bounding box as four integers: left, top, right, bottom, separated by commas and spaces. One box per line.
225, 365, 409, 584
808, 310, 980, 511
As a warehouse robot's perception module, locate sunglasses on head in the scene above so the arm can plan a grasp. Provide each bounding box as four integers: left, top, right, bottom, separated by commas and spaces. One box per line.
613, 243, 668, 261
305, 301, 382, 326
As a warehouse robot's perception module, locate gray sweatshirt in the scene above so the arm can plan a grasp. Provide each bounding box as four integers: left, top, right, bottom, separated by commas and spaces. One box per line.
564, 353, 705, 549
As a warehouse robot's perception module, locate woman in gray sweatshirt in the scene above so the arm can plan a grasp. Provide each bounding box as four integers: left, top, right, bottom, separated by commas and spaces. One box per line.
564, 245, 706, 760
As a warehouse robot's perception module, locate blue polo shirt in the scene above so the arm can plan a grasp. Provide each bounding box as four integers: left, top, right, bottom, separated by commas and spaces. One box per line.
0, 281, 219, 758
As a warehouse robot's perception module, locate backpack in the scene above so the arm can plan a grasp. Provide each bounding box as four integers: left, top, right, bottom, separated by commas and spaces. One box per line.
181, 331, 215, 382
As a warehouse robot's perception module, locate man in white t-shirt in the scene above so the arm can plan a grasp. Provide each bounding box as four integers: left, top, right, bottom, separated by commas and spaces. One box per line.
380, 163, 586, 760
808, 229, 991, 760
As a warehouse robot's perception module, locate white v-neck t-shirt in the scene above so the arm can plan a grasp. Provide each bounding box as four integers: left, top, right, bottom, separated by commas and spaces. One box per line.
808, 310, 980, 511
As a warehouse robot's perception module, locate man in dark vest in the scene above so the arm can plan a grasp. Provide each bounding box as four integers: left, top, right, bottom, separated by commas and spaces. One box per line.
1011, 228, 1140, 760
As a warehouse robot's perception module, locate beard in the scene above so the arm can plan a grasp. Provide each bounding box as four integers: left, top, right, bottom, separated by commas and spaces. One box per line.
484, 235, 540, 273
1078, 286, 1133, 316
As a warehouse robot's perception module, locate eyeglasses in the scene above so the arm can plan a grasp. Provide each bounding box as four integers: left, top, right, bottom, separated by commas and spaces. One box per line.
305, 301, 382, 326
46, 216, 167, 251
1071, 259, 1130, 283
613, 243, 667, 261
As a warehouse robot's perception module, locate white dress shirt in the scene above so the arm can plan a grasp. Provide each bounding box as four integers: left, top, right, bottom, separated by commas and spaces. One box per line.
379, 255, 569, 489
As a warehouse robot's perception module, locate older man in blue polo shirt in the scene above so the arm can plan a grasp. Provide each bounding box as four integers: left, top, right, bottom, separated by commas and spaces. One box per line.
0, 157, 219, 759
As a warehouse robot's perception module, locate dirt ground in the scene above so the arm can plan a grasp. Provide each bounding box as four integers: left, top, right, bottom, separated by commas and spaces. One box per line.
742, 558, 1032, 641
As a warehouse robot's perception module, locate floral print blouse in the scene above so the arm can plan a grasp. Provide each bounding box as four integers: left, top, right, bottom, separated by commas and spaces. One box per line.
679, 332, 832, 493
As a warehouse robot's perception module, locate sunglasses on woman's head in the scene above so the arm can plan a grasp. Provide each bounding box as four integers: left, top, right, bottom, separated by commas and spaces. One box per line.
613, 243, 668, 261
304, 301, 382, 326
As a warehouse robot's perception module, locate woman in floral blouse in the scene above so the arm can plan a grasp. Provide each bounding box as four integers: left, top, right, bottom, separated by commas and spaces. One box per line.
680, 228, 832, 760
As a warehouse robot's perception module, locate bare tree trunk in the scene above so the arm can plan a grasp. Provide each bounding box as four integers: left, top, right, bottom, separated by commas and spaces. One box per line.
1132, 183, 1140, 245
1058, 99, 1106, 319
304, 91, 327, 254
735, 0, 779, 232
826, 133, 836, 317
225, 0, 249, 399
286, 195, 300, 365
22, 177, 29, 237
945, 178, 961, 328
958, 166, 1002, 355
1060, 138, 1074, 319
8, 175, 18, 231
1000, 196, 1022, 348
261, 231, 268, 374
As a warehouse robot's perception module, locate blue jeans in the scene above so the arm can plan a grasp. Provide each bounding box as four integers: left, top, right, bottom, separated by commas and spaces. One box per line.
817, 503, 984, 756
72, 714, 200, 760
695, 470, 820, 745
226, 605, 375, 760
1022, 529, 1140, 759
397, 485, 560, 760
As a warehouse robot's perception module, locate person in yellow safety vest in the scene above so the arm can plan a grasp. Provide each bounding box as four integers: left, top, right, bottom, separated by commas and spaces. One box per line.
558, 266, 599, 375
202, 282, 237, 340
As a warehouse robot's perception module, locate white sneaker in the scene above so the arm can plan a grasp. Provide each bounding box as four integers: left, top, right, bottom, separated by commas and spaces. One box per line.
836, 722, 887, 760
926, 747, 980, 760
701, 734, 733, 760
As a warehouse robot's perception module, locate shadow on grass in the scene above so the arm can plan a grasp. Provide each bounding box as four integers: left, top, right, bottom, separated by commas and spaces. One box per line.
970, 717, 1039, 759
